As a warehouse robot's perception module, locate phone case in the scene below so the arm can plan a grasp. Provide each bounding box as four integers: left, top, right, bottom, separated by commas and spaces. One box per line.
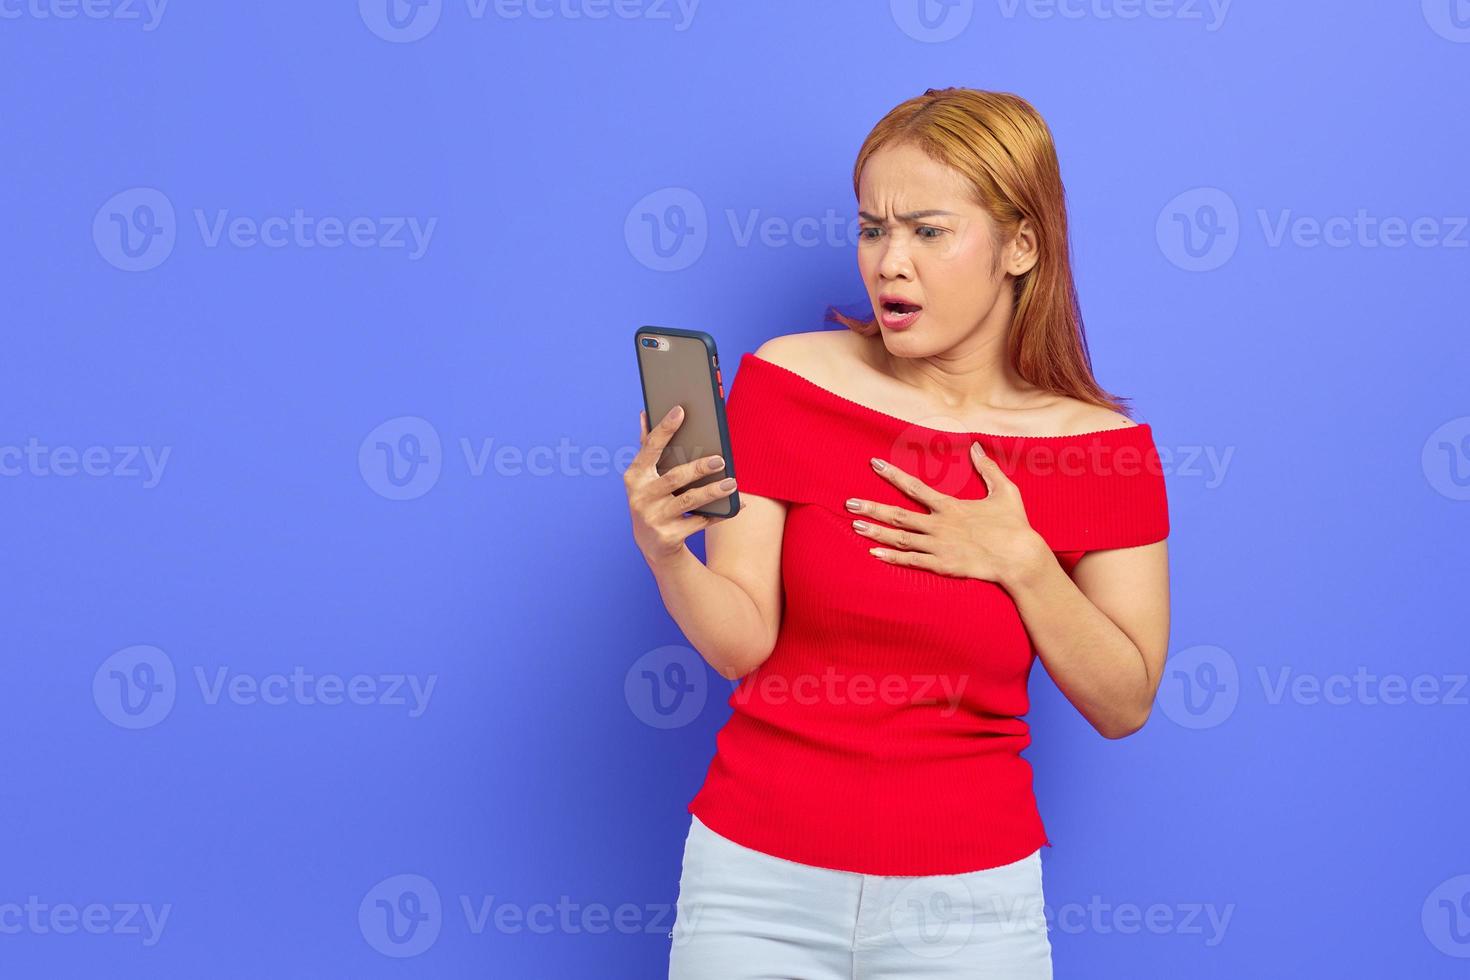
633, 325, 740, 519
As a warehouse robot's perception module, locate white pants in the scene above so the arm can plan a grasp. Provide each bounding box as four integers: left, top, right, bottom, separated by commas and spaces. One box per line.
669, 814, 1053, 979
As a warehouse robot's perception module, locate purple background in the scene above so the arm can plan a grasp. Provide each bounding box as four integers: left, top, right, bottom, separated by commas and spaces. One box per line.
2, 1, 1467, 976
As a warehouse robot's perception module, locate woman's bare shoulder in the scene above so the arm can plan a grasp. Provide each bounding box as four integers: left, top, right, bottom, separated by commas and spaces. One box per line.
1054, 397, 1140, 434
751, 330, 864, 384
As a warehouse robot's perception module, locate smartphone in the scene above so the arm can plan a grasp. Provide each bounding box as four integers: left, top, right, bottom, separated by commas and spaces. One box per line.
633, 325, 740, 519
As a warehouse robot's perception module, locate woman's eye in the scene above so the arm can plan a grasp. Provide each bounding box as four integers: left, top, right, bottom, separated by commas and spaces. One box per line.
917, 226, 943, 239
859, 227, 882, 240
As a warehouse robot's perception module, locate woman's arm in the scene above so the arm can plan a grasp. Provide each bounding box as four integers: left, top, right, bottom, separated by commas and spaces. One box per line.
848, 436, 1171, 739
650, 493, 787, 681
1004, 539, 1171, 738
625, 408, 786, 681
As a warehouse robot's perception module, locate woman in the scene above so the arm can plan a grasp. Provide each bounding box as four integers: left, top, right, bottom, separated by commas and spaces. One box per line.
624, 87, 1171, 979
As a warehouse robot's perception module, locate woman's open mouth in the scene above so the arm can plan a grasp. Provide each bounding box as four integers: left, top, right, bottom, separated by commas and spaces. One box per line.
879, 298, 923, 330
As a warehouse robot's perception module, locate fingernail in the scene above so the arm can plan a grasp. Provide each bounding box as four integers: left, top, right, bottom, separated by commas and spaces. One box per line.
972, 442, 985, 457
846, 498, 861, 511
708, 456, 724, 470
870, 457, 886, 471
719, 478, 736, 489
671, 405, 684, 419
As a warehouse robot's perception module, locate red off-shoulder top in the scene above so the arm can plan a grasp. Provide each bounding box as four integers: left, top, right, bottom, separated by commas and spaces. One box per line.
687, 351, 1170, 876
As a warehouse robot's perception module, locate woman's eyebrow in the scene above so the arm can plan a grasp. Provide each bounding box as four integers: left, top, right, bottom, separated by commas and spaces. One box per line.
858, 209, 958, 222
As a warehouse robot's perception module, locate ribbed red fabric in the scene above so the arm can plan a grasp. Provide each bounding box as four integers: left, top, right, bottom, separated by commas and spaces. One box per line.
687, 351, 1170, 876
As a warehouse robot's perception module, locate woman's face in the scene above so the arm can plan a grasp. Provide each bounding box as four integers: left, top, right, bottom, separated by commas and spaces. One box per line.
856, 142, 1030, 351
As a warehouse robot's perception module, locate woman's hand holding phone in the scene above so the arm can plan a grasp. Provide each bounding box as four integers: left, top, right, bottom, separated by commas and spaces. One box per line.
624, 404, 739, 566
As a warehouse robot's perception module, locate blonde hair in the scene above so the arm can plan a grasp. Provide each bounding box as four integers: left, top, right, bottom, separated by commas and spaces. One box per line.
827, 87, 1130, 415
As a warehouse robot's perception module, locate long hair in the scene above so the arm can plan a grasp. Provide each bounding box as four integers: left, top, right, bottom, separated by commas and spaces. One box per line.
827, 87, 1130, 415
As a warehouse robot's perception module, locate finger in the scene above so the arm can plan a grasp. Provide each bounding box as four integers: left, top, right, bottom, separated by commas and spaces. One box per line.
640, 410, 648, 440
969, 442, 1014, 496
871, 457, 946, 511
851, 518, 935, 555
845, 497, 933, 533
869, 545, 942, 572
672, 511, 718, 537
653, 453, 728, 497
657, 475, 737, 522
633, 404, 685, 474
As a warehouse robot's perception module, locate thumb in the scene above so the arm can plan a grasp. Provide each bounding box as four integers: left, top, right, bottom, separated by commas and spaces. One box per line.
970, 442, 1009, 496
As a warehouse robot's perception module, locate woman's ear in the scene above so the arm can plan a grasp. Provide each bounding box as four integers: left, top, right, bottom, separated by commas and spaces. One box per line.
1006, 219, 1040, 277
